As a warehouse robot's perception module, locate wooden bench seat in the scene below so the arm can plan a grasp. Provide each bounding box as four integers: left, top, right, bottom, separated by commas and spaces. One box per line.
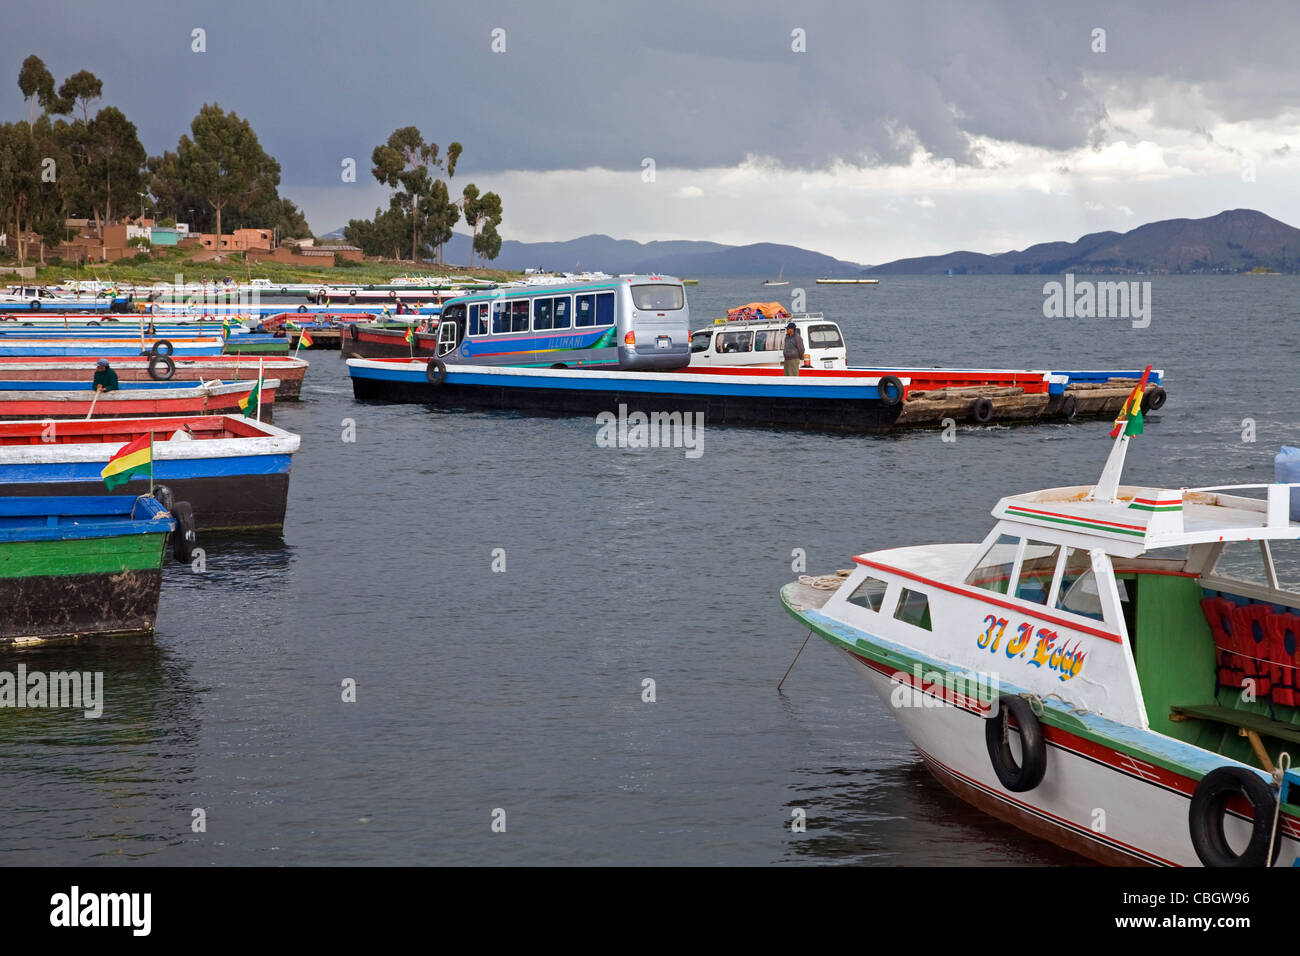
1171, 703, 1300, 771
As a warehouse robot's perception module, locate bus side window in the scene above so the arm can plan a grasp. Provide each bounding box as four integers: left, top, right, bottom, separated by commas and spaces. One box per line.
533, 297, 553, 331
492, 301, 509, 334
595, 292, 615, 326
468, 304, 487, 336
510, 301, 529, 332
553, 296, 571, 329
576, 294, 595, 327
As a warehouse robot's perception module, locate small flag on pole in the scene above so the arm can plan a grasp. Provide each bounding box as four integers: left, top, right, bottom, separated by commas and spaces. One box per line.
238, 374, 263, 419
100, 434, 153, 490
405, 325, 415, 345
1109, 365, 1152, 438
298, 328, 314, 348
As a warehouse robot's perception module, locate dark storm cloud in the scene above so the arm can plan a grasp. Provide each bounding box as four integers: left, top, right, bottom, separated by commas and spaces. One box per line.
3, 0, 1297, 187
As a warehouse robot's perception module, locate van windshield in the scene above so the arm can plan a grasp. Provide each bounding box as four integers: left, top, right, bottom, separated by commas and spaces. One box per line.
631, 284, 684, 311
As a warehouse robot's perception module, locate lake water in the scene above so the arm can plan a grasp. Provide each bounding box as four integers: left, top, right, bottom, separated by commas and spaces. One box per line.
1, 275, 1296, 865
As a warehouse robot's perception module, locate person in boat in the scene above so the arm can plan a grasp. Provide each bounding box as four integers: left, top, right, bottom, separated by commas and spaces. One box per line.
782, 321, 807, 376
93, 358, 119, 392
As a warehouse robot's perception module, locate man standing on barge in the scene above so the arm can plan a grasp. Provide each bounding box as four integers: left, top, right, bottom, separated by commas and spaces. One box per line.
782, 321, 807, 376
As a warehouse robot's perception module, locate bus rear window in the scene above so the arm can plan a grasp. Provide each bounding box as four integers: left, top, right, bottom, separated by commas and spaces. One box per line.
808, 324, 843, 348
631, 284, 684, 311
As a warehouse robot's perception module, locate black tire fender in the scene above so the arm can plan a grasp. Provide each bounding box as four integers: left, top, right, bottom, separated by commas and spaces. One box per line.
349, 323, 360, 340
1189, 766, 1281, 867
150, 339, 174, 357
30, 300, 41, 311
1061, 393, 1078, 421
985, 694, 1048, 792
148, 354, 176, 381
1141, 386, 1167, 414
973, 396, 994, 423
171, 501, 198, 564
297, 304, 307, 313
151, 484, 175, 513
425, 359, 447, 385
878, 374, 905, 406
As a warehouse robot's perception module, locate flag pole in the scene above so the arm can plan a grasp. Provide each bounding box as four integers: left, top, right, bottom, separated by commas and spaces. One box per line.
149, 430, 155, 496
256, 356, 264, 422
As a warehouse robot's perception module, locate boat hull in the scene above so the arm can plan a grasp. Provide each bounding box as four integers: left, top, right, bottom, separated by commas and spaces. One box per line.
349, 361, 903, 432
0, 358, 306, 400
0, 382, 277, 422
0, 473, 289, 532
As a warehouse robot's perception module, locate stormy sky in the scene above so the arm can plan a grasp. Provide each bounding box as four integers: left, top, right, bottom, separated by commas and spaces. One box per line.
6, 0, 1299, 263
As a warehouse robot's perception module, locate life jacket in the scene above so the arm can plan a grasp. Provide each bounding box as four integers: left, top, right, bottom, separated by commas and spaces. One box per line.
1265, 612, 1300, 708
1201, 596, 1242, 688
1231, 602, 1275, 698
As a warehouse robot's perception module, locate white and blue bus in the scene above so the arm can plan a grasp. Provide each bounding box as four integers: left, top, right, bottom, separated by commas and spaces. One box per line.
427, 275, 691, 371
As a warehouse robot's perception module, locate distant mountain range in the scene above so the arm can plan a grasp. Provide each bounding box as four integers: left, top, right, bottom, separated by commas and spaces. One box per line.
317, 229, 866, 276
866, 209, 1300, 275
319, 208, 1300, 276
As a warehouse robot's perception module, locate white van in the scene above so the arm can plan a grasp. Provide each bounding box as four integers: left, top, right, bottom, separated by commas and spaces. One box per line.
689, 313, 848, 369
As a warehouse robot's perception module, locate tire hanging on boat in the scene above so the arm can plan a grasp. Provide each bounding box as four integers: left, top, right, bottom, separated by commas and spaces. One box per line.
148, 354, 176, 381
985, 694, 1048, 792
1188, 766, 1281, 867
1060, 394, 1078, 421
426, 359, 447, 385
878, 374, 904, 406
151, 484, 175, 513
973, 397, 994, 423
297, 305, 308, 313
150, 339, 174, 357
1141, 386, 1167, 414
171, 501, 198, 564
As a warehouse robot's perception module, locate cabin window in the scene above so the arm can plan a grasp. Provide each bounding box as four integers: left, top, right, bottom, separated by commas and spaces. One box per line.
807, 324, 844, 348
894, 588, 932, 630
847, 576, 889, 612
717, 331, 753, 354
468, 304, 489, 336
1015, 540, 1061, 605
965, 534, 1021, 595
631, 284, 684, 311
691, 331, 713, 353
754, 330, 783, 351
552, 296, 571, 329
1054, 549, 1105, 621
533, 298, 554, 330
1211, 541, 1273, 587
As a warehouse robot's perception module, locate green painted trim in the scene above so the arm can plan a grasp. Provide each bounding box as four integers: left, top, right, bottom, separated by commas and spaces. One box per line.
1128, 503, 1182, 513
1006, 506, 1147, 537
0, 532, 168, 579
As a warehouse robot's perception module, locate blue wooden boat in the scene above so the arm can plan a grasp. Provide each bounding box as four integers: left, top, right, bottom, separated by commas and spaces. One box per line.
0, 494, 177, 644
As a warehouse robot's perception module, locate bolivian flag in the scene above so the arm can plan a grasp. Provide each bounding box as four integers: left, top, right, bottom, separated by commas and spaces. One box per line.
238, 377, 262, 418
298, 328, 314, 348
405, 325, 415, 345
1109, 365, 1152, 438
101, 434, 153, 490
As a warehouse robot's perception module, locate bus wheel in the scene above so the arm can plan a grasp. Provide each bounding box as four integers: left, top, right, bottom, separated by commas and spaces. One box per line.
426, 360, 447, 385
550, 363, 568, 369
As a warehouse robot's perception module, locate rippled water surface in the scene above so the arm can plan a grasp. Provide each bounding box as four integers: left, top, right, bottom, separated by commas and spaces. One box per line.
1, 275, 1296, 865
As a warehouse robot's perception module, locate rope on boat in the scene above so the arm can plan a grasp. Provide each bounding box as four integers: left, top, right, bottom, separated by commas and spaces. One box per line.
1020, 691, 1092, 717
798, 570, 854, 590
1270, 751, 1291, 866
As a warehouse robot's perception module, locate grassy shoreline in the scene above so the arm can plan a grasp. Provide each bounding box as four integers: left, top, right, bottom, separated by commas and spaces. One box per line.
12, 246, 522, 286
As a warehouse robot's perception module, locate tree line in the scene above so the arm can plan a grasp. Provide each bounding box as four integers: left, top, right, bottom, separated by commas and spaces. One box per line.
2, 56, 508, 269
344, 126, 503, 266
